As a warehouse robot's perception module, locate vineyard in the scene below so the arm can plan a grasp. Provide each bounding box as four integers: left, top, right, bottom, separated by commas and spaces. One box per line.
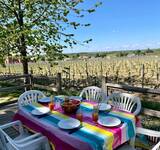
0, 55, 160, 88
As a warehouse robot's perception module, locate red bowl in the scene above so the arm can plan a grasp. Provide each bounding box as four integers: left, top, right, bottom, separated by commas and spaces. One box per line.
61, 99, 80, 114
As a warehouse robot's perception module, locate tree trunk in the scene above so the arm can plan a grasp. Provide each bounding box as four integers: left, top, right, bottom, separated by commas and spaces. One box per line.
19, 35, 29, 84
20, 35, 28, 75
22, 56, 28, 75
17, 0, 28, 75
20, 35, 29, 85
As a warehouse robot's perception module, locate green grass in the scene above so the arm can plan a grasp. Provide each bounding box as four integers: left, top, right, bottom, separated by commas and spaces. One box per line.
0, 92, 20, 104
142, 100, 160, 111
0, 86, 80, 104
141, 115, 160, 130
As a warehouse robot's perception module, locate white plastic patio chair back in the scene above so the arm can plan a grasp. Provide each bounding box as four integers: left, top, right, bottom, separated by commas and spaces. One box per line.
118, 127, 160, 150
18, 90, 45, 108
0, 120, 51, 150
109, 92, 141, 115
0, 128, 18, 150
0, 128, 50, 150
79, 86, 105, 102
137, 127, 160, 150
152, 141, 160, 150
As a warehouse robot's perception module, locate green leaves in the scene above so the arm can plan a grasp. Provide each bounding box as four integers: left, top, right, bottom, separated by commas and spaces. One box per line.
0, 0, 101, 66
88, 9, 95, 13
63, 9, 69, 16
83, 39, 92, 43
70, 22, 80, 29
74, 9, 80, 14
95, 2, 102, 7
84, 23, 91, 27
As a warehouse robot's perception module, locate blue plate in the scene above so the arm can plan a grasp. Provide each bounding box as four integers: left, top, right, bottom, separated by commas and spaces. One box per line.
38, 97, 51, 103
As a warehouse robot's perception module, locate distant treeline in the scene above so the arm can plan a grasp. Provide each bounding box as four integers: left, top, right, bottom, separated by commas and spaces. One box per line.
66, 48, 160, 59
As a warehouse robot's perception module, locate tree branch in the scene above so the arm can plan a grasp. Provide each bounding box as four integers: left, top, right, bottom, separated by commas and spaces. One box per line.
32, 4, 51, 23
0, 0, 20, 24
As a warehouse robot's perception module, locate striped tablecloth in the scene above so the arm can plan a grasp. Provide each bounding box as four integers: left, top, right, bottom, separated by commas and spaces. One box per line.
13, 100, 136, 150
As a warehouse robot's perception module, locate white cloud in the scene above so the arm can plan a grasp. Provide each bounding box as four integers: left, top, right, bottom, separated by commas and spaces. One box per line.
112, 29, 119, 33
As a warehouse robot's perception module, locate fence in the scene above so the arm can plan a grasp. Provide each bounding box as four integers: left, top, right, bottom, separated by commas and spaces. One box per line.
101, 77, 160, 118
0, 74, 160, 118
0, 73, 62, 92
0, 74, 32, 92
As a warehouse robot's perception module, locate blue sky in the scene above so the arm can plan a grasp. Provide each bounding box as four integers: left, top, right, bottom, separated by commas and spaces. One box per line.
64, 0, 160, 53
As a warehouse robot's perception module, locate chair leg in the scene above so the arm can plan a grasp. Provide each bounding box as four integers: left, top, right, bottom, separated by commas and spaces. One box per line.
129, 137, 136, 148
45, 142, 51, 150
129, 136, 135, 148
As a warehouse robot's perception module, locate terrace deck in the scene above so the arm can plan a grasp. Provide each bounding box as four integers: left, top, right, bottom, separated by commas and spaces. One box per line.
0, 103, 21, 139
0, 103, 17, 125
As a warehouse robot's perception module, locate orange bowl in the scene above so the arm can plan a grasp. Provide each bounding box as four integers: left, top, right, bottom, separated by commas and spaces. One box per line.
61, 99, 80, 114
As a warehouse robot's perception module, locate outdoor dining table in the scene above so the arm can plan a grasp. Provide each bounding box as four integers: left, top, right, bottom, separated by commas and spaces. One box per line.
13, 96, 136, 150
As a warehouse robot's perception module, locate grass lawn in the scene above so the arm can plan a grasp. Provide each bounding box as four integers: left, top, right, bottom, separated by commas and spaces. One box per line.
0, 87, 80, 105
0, 92, 20, 104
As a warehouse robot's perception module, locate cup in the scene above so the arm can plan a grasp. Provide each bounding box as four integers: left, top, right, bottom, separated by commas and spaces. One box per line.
92, 105, 99, 122
92, 112, 98, 122
49, 103, 54, 111
76, 113, 83, 122
76, 110, 83, 122
49, 95, 54, 111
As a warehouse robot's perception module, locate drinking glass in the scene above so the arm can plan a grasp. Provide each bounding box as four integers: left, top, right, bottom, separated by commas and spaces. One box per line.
55, 96, 63, 109
49, 95, 54, 111
49, 103, 54, 111
92, 112, 98, 122
76, 109, 83, 122
92, 105, 99, 122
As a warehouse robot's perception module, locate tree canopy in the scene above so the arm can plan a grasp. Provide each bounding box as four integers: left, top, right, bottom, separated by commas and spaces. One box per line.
0, 0, 102, 74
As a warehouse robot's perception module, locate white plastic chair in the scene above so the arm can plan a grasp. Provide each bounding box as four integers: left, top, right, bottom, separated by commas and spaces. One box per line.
79, 86, 106, 102
117, 127, 160, 150
108, 92, 141, 116
153, 141, 160, 150
18, 90, 45, 108
0, 120, 51, 150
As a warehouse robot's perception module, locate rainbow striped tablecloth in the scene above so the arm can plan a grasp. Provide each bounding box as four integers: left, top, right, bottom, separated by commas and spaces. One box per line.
13, 100, 136, 150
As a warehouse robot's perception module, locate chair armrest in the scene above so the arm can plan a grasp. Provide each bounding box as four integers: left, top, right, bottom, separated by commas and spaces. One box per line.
17, 136, 49, 149
0, 120, 22, 129
15, 133, 42, 144
152, 141, 160, 150
136, 127, 160, 138
133, 97, 141, 116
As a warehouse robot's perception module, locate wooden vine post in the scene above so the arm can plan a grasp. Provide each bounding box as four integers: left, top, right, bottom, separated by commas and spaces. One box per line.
141, 64, 145, 88
156, 63, 159, 83
85, 60, 89, 85
100, 61, 103, 78
101, 76, 108, 96
56, 73, 62, 93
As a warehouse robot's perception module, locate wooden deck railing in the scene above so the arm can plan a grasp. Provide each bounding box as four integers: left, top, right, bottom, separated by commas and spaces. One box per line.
0, 74, 33, 92
0, 73, 62, 93
0, 74, 160, 118
101, 77, 160, 118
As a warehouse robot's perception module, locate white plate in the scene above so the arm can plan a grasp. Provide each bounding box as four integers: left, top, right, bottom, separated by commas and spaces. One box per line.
98, 116, 121, 127
98, 103, 111, 111
58, 118, 80, 130
31, 107, 50, 116
38, 97, 51, 103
